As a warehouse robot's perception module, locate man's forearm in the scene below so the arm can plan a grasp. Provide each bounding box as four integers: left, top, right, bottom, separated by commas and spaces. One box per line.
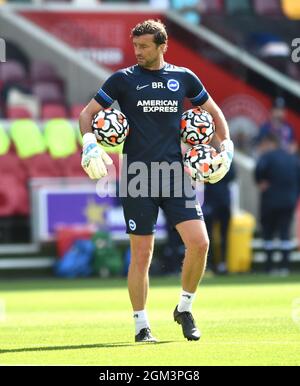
79, 99, 104, 137
79, 109, 94, 137
201, 98, 230, 143
212, 108, 230, 143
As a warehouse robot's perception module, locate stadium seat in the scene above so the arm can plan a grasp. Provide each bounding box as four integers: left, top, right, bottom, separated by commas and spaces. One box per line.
10, 119, 47, 158
6, 106, 33, 119
0, 151, 27, 183
41, 103, 68, 119
30, 61, 59, 82
44, 119, 77, 158
70, 103, 85, 120
0, 175, 29, 217
0, 60, 27, 83
22, 153, 61, 178
59, 150, 86, 177
202, 0, 224, 14
7, 88, 40, 120
0, 125, 27, 182
32, 81, 64, 104
225, 0, 252, 14
253, 0, 282, 16
0, 81, 32, 107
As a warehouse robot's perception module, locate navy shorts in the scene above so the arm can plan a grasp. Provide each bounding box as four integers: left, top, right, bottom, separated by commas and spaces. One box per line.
120, 178, 204, 235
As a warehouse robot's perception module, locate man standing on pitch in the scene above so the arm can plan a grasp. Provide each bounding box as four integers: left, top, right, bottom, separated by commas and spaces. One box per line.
79, 20, 233, 342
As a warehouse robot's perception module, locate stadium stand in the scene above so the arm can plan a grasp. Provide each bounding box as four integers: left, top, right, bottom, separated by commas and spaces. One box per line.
0, 60, 27, 83
30, 60, 61, 83
32, 81, 64, 105
41, 103, 68, 119
225, 0, 253, 14
201, 0, 224, 15
253, 0, 282, 16
6, 106, 33, 119
0, 175, 29, 217
0, 125, 29, 217
6, 88, 40, 119
195, 0, 300, 81
22, 153, 61, 179
0, 40, 67, 119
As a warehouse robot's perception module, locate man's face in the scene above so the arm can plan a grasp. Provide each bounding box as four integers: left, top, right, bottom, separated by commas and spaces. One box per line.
271, 107, 286, 122
132, 34, 166, 68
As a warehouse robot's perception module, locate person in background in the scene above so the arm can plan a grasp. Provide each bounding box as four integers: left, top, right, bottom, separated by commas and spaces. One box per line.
255, 133, 300, 276
203, 164, 236, 275
255, 97, 297, 154
170, 0, 206, 25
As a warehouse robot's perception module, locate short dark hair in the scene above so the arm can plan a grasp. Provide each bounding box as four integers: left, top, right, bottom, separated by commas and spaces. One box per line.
272, 97, 286, 109
131, 19, 168, 46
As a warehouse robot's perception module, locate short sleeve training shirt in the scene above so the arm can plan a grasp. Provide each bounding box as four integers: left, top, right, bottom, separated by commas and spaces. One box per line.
94, 63, 209, 165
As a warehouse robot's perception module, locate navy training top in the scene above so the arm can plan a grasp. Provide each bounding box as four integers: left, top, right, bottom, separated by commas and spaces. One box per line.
255, 148, 300, 210
94, 63, 209, 165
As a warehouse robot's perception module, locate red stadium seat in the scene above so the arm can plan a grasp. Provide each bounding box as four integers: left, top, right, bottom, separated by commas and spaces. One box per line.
253, 0, 282, 16
41, 103, 68, 119
32, 82, 64, 104
56, 150, 121, 179
0, 151, 27, 183
0, 175, 29, 216
58, 150, 86, 177
6, 106, 33, 119
0, 61, 27, 83
30, 61, 59, 82
21, 153, 62, 178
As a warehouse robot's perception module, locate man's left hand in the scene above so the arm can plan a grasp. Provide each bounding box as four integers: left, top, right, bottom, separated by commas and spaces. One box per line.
209, 139, 234, 184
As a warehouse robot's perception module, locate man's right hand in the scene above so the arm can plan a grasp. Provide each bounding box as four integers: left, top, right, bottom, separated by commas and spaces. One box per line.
81, 133, 113, 179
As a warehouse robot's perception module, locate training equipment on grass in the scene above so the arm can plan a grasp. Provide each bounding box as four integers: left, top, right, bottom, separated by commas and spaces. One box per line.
183, 144, 221, 183
181, 107, 215, 146
92, 108, 129, 147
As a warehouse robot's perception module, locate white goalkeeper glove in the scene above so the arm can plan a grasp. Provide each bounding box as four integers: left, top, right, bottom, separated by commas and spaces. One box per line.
81, 133, 113, 179
209, 139, 234, 184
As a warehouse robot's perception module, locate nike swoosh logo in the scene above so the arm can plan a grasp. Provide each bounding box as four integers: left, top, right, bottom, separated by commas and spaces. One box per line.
136, 84, 150, 91
182, 295, 191, 299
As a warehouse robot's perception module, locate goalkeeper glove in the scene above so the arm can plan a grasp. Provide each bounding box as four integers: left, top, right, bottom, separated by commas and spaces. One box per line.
209, 139, 234, 184
81, 133, 113, 179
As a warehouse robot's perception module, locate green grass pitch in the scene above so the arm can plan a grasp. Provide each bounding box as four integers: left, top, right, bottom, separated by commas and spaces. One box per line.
0, 274, 299, 366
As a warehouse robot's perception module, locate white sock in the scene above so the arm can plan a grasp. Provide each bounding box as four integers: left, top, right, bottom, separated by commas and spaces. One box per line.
133, 310, 150, 335
178, 290, 196, 313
